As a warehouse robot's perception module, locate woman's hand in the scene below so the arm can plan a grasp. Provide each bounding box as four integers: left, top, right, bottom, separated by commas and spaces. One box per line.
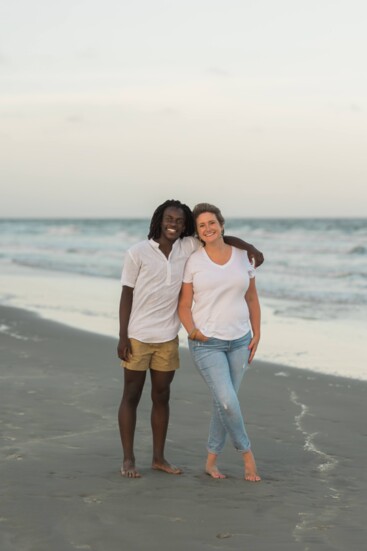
248, 335, 260, 364
190, 328, 209, 342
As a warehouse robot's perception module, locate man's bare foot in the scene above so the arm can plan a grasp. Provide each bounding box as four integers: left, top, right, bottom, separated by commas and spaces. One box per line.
152, 459, 182, 475
243, 450, 261, 482
205, 465, 227, 479
120, 459, 141, 478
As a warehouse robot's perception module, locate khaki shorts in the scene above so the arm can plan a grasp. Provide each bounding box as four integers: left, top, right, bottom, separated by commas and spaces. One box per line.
122, 337, 179, 372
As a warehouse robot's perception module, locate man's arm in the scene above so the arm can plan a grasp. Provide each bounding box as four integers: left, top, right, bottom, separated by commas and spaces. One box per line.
224, 235, 264, 267
245, 278, 261, 364
117, 285, 134, 361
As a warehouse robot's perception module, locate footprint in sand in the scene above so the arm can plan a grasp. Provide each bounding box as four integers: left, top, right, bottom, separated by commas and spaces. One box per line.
216, 532, 232, 539
6, 453, 23, 460
82, 495, 102, 505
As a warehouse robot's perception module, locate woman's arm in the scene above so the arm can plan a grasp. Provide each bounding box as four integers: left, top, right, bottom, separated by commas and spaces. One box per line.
224, 235, 264, 268
178, 283, 208, 342
245, 278, 261, 363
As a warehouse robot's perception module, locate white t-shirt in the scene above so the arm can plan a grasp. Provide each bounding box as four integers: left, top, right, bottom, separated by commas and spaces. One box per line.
183, 246, 256, 340
121, 236, 200, 343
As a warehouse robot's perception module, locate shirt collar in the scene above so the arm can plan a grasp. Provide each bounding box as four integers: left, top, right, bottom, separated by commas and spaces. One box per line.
149, 238, 181, 251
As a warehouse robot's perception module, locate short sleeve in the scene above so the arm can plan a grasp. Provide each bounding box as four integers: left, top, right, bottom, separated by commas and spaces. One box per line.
181, 236, 202, 255
121, 249, 141, 287
182, 255, 194, 283
241, 251, 256, 279
191, 237, 202, 252
247, 258, 256, 279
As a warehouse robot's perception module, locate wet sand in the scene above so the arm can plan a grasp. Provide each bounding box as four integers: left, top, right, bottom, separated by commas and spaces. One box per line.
1, 304, 366, 551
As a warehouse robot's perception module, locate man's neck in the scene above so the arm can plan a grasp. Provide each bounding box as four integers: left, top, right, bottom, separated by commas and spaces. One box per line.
154, 236, 176, 258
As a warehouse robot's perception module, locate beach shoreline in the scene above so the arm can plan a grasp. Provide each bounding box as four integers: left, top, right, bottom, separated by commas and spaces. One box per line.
1, 304, 366, 550
1, 215, 366, 381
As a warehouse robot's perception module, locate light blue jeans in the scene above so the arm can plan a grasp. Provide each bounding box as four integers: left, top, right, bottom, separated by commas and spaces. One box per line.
189, 332, 252, 455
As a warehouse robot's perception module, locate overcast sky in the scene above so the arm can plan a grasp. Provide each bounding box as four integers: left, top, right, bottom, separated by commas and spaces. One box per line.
1, 0, 366, 217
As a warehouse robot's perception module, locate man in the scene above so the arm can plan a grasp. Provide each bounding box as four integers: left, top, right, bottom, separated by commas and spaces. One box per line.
117, 199, 264, 478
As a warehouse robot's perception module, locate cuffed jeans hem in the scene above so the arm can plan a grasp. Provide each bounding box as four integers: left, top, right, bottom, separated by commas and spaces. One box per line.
236, 446, 251, 453
207, 445, 251, 455
207, 447, 222, 455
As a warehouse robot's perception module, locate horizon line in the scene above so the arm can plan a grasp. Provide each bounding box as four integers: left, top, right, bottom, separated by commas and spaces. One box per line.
0, 215, 366, 221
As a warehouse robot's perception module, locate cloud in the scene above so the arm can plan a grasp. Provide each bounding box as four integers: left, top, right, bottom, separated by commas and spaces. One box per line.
157, 107, 180, 117
247, 126, 265, 134
0, 52, 9, 65
66, 115, 86, 124
206, 67, 230, 77
350, 103, 362, 113
75, 48, 101, 61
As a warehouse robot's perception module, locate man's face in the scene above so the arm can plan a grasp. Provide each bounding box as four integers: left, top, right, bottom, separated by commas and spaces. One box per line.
160, 207, 186, 241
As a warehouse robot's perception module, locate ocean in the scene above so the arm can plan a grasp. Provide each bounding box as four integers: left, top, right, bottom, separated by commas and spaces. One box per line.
0, 218, 366, 379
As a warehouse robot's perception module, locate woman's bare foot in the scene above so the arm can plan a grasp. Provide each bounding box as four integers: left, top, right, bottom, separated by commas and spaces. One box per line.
243, 450, 261, 482
205, 452, 226, 479
205, 466, 227, 479
120, 459, 141, 478
152, 459, 182, 474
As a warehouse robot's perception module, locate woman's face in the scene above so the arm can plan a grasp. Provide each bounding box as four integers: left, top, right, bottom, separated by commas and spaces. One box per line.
196, 211, 223, 244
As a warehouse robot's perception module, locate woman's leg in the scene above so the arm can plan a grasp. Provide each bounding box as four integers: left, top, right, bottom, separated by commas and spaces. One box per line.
226, 333, 261, 481
227, 332, 251, 392
205, 332, 252, 468
189, 338, 251, 455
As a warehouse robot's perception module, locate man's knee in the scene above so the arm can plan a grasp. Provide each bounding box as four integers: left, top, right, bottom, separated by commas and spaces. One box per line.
150, 370, 174, 404
151, 385, 170, 405
123, 382, 145, 406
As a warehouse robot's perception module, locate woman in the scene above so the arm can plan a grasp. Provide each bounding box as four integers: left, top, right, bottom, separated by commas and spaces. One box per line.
178, 203, 261, 481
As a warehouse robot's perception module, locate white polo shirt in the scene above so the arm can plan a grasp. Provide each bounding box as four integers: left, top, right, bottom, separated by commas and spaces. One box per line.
183, 246, 256, 340
121, 237, 200, 343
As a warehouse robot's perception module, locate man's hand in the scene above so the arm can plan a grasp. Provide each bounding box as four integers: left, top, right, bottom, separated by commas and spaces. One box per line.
223, 236, 264, 268
247, 245, 264, 268
117, 336, 132, 362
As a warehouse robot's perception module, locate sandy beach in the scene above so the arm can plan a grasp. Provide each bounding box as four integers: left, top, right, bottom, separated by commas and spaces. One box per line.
1, 304, 366, 551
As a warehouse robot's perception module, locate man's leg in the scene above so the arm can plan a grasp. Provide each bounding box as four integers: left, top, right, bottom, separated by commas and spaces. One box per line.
118, 368, 146, 477
150, 369, 182, 474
